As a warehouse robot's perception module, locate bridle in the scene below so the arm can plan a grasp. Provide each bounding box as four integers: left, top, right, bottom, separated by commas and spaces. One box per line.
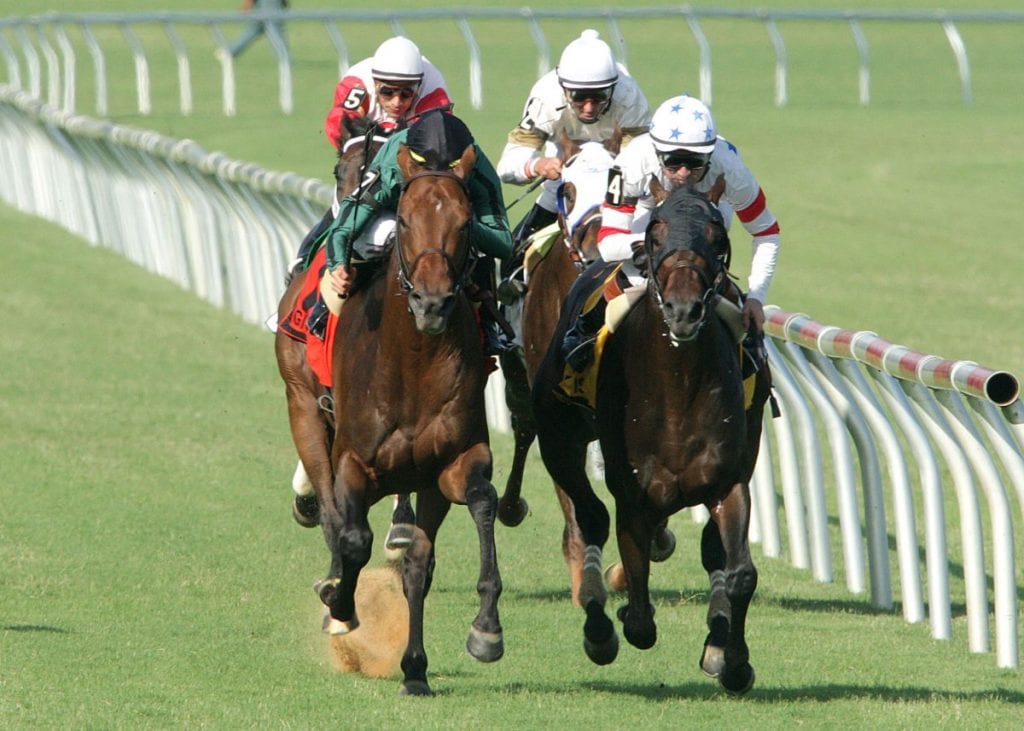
394, 169, 474, 295
643, 212, 728, 343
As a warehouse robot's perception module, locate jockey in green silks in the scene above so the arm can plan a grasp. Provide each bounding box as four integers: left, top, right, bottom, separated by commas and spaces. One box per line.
319, 110, 513, 353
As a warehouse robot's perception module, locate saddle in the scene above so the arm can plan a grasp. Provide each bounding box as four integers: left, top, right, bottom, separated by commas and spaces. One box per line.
522, 221, 566, 279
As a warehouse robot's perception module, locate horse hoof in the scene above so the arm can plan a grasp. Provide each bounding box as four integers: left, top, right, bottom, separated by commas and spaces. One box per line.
292, 494, 320, 528
385, 522, 415, 550
583, 600, 619, 665
384, 522, 415, 561
649, 527, 676, 562
498, 497, 529, 527
617, 604, 656, 650
700, 644, 726, 678
719, 664, 755, 696
604, 562, 627, 592
466, 626, 504, 663
583, 629, 619, 666
324, 616, 356, 636
399, 680, 433, 697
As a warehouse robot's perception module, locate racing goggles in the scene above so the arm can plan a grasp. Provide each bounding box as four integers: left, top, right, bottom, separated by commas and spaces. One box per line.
377, 84, 418, 101
657, 149, 712, 172
566, 88, 613, 105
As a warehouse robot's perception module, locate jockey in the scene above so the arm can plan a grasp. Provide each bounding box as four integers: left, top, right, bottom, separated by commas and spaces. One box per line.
321, 109, 513, 353
288, 36, 453, 279
563, 94, 781, 372
494, 29, 651, 302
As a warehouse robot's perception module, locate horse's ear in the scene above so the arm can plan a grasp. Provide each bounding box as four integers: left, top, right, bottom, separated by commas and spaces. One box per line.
397, 143, 423, 178
451, 144, 477, 180
649, 174, 669, 204
606, 125, 623, 156
707, 173, 726, 205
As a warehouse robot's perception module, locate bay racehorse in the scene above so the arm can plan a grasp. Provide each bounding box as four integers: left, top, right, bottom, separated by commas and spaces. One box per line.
274, 116, 388, 528
497, 133, 676, 604
532, 185, 770, 694
497, 137, 612, 534
316, 137, 503, 696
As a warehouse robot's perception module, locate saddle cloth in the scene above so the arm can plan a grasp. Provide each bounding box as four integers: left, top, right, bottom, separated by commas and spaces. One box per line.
556, 279, 758, 413
278, 247, 338, 388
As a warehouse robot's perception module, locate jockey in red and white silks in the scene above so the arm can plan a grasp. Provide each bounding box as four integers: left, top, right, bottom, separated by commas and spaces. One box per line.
323, 36, 452, 150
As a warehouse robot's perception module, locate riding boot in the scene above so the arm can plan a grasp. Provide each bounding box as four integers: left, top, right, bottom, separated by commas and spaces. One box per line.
306, 299, 329, 340
471, 256, 513, 355
497, 203, 558, 305
562, 298, 606, 372
286, 208, 335, 285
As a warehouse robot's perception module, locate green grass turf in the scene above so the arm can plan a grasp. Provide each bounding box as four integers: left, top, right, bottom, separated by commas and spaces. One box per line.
2, 197, 1023, 727
2, 2, 1023, 726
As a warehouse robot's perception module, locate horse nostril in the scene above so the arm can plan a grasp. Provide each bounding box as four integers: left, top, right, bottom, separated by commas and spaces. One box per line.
687, 302, 705, 324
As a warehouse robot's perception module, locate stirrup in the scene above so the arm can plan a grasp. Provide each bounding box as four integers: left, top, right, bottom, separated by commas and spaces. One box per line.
496, 275, 526, 305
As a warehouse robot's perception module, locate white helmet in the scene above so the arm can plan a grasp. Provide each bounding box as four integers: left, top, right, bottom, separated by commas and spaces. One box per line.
556, 29, 619, 90
649, 95, 717, 154
371, 36, 424, 83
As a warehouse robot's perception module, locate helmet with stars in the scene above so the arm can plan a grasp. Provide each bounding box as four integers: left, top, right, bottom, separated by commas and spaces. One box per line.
649, 95, 717, 155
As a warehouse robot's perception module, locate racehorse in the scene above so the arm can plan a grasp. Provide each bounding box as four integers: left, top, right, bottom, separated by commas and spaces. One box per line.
496, 133, 676, 604
274, 115, 388, 529
496, 136, 614, 596
532, 185, 771, 694
316, 136, 504, 696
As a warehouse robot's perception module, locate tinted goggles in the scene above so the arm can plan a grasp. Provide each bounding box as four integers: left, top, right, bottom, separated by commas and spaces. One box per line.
377, 84, 418, 101
567, 88, 612, 104
657, 149, 712, 171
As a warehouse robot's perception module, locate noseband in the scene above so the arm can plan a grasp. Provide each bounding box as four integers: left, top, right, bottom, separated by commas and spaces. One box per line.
394, 169, 473, 294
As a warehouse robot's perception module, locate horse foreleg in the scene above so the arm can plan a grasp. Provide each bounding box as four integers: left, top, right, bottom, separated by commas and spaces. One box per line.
441, 444, 505, 664
497, 351, 533, 527
614, 509, 657, 651
396, 516, 436, 697
318, 451, 372, 636
702, 485, 757, 695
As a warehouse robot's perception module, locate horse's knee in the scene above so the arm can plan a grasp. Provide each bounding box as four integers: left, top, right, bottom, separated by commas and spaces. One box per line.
726, 565, 757, 601
338, 527, 373, 566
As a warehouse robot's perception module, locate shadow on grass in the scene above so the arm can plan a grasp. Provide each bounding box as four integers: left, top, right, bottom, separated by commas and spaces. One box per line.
578, 679, 1024, 704
2, 624, 69, 634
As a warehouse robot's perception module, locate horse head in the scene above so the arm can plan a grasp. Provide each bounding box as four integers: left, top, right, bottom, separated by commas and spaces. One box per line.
644, 185, 730, 345
334, 116, 391, 201
556, 128, 622, 263
394, 141, 476, 335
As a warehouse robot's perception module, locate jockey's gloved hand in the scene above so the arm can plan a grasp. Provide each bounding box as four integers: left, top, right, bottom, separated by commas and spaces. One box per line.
630, 237, 649, 276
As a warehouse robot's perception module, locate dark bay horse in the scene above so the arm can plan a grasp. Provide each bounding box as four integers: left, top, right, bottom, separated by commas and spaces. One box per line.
532, 185, 770, 694
274, 116, 388, 528
317, 139, 503, 696
496, 138, 623, 603
497, 134, 676, 604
